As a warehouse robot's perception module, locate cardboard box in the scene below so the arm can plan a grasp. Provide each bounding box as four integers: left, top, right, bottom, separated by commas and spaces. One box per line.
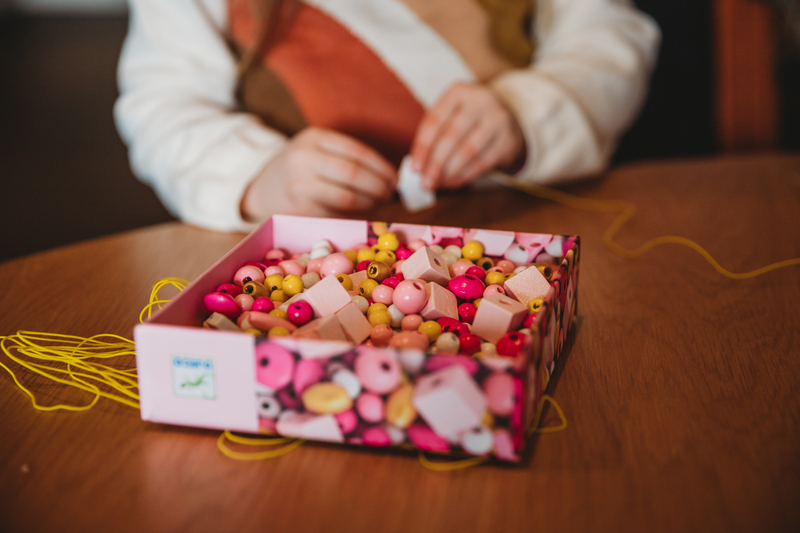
134, 215, 580, 462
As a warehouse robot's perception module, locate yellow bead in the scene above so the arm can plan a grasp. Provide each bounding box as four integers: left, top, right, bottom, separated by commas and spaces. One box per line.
336, 273, 353, 291
476, 257, 495, 270
485, 272, 506, 286
358, 279, 379, 299
368, 302, 388, 315
282, 274, 304, 297
374, 249, 396, 264
418, 320, 442, 342
367, 261, 391, 282
269, 308, 287, 320
528, 298, 545, 314
534, 263, 554, 281
474, 297, 482, 308
302, 383, 353, 415
368, 310, 392, 327
386, 384, 417, 429
265, 274, 283, 292
269, 289, 286, 302
461, 241, 484, 261
267, 326, 290, 337
342, 250, 358, 265
482, 410, 495, 428
244, 328, 264, 336
376, 232, 400, 251
242, 280, 270, 299
505, 273, 516, 281
356, 248, 376, 263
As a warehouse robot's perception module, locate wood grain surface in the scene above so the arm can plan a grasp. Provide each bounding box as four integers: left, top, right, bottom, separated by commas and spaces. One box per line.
1, 153, 799, 533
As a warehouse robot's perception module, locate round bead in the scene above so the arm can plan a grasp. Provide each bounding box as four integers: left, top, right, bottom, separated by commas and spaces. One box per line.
278, 260, 305, 277
407, 424, 449, 452
374, 249, 396, 264
459, 333, 482, 354
269, 308, 287, 320
301, 271, 321, 289
461, 241, 484, 261
320, 252, 354, 278
336, 273, 353, 291
461, 426, 494, 455
242, 281, 270, 299
368, 302, 388, 316
216, 283, 241, 296
302, 383, 352, 415
392, 280, 428, 314
265, 274, 283, 292
483, 284, 506, 298
371, 284, 394, 305
483, 372, 516, 416
418, 320, 442, 342
395, 246, 412, 260
523, 314, 537, 329
428, 244, 444, 255
294, 253, 310, 269
476, 257, 495, 270
356, 248, 376, 263
264, 265, 284, 278
335, 409, 359, 434
362, 426, 392, 447
485, 271, 506, 286
444, 244, 463, 258
481, 342, 497, 357
465, 266, 486, 282
496, 331, 527, 357
351, 295, 369, 314
406, 239, 427, 252
381, 277, 400, 289
355, 392, 384, 422
439, 251, 460, 267
369, 324, 394, 346
437, 316, 459, 330
255, 343, 295, 390
331, 368, 362, 399
436, 332, 460, 353
293, 358, 324, 396
376, 232, 400, 251
385, 384, 417, 429
503, 244, 530, 265
256, 395, 282, 419
387, 304, 405, 328
312, 239, 333, 252
309, 246, 331, 260
368, 310, 392, 327
269, 289, 286, 303
514, 265, 528, 274
265, 248, 287, 261
389, 331, 429, 350
305, 257, 324, 275
203, 292, 240, 319
458, 302, 477, 324
354, 350, 401, 394
367, 261, 392, 282
285, 300, 313, 325
268, 326, 290, 337
233, 265, 266, 287
282, 274, 304, 297
528, 297, 545, 314
496, 259, 516, 274
235, 293, 254, 312
358, 279, 379, 299
448, 274, 485, 300
356, 260, 371, 272
450, 260, 474, 278
251, 297, 274, 313
401, 314, 423, 331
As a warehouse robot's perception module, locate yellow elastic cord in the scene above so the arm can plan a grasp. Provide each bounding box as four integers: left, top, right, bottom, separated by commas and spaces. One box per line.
418, 453, 489, 471
491, 174, 800, 280
216, 431, 305, 461
139, 278, 190, 323
528, 394, 567, 436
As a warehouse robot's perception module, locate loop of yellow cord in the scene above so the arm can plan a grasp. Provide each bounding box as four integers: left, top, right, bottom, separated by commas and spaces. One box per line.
139, 278, 190, 323
216, 431, 305, 461
490, 174, 800, 280
529, 394, 568, 436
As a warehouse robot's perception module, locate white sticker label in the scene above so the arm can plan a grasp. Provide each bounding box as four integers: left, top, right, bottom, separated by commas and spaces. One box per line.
171, 356, 216, 400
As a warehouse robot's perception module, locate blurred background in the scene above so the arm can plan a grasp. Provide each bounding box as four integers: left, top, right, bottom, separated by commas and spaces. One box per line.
1, 0, 798, 262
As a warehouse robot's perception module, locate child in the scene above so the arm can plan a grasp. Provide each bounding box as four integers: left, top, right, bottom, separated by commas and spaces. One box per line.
115, 0, 660, 231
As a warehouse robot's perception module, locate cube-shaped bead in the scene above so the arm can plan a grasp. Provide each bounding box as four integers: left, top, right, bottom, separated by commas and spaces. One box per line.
292, 315, 348, 342
463, 229, 515, 257
300, 273, 351, 317
470, 292, 528, 344
401, 246, 451, 285
420, 281, 458, 321
503, 265, 552, 306
203, 312, 241, 332
412, 364, 487, 439
335, 301, 372, 344
276, 413, 344, 443
348, 269, 369, 289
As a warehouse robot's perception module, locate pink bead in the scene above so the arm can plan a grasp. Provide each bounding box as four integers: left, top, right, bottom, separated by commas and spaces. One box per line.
265, 248, 286, 261
381, 277, 400, 289
371, 285, 394, 305
306, 257, 324, 274
395, 246, 412, 260
279, 260, 305, 277
235, 293, 254, 312
465, 266, 486, 281
355, 392, 384, 423
450, 260, 473, 277
448, 274, 485, 300
424, 354, 479, 375
388, 331, 429, 350
233, 265, 265, 287
356, 260, 370, 272
487, 266, 504, 275
320, 252, 354, 278
277, 387, 302, 410
458, 302, 477, 324
286, 300, 313, 326
370, 324, 394, 346
392, 279, 428, 314
203, 292, 240, 319
407, 424, 450, 452
459, 333, 481, 354
483, 284, 506, 298
362, 426, 392, 447
293, 359, 324, 396
496, 260, 516, 274
493, 429, 519, 462
483, 372, 516, 416
244, 261, 268, 270
264, 265, 284, 277
255, 343, 295, 390
401, 314, 423, 331
354, 349, 401, 394
335, 409, 359, 434
406, 239, 427, 252
391, 260, 405, 276
251, 297, 275, 313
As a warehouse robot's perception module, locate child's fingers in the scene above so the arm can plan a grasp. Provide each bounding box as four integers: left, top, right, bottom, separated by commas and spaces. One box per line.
311, 151, 395, 202
410, 88, 462, 176
309, 129, 397, 188
438, 119, 497, 186
294, 173, 380, 213
419, 107, 480, 189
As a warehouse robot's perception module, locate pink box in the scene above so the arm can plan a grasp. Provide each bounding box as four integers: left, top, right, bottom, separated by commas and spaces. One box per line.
134, 215, 580, 462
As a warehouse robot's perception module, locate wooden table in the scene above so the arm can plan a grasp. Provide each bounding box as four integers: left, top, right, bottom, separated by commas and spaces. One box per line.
1, 153, 799, 532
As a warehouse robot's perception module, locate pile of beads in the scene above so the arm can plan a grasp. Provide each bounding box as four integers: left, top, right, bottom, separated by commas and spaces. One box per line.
202, 230, 569, 358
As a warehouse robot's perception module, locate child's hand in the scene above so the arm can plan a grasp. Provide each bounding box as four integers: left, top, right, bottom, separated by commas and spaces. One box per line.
410, 82, 526, 190
242, 127, 397, 221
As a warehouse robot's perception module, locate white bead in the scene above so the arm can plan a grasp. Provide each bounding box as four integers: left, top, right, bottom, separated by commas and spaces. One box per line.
313, 239, 334, 251
513, 265, 528, 274
544, 236, 564, 257
310, 247, 331, 259
301, 272, 321, 289
435, 332, 460, 354
385, 424, 406, 445
387, 304, 405, 328
295, 253, 310, 268
440, 251, 459, 266
504, 243, 530, 265
398, 349, 425, 374
351, 295, 369, 314
444, 245, 463, 258
428, 244, 444, 255
461, 425, 493, 455
256, 395, 281, 419
331, 369, 362, 399
481, 342, 497, 357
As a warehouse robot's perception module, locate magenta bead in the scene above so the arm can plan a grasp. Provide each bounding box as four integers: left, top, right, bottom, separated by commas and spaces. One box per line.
449, 274, 485, 300
362, 426, 392, 447
203, 292, 240, 319
381, 277, 399, 289
251, 297, 275, 313
371, 285, 394, 305
395, 246, 412, 260
286, 300, 313, 326
523, 314, 536, 329
407, 424, 449, 452
450, 260, 473, 277
319, 252, 354, 278
437, 316, 459, 330
233, 265, 265, 287
264, 265, 284, 277
483, 284, 506, 298
442, 321, 470, 337
458, 302, 477, 324
235, 293, 254, 312
392, 279, 428, 314
465, 265, 486, 281
216, 283, 241, 296
293, 359, 324, 396
255, 343, 295, 390
459, 333, 481, 354
335, 409, 359, 434
306, 257, 324, 274
356, 260, 370, 272
278, 260, 305, 277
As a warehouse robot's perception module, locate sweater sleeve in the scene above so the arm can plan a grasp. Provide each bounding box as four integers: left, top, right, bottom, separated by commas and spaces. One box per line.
490, 0, 661, 184
114, 0, 288, 231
